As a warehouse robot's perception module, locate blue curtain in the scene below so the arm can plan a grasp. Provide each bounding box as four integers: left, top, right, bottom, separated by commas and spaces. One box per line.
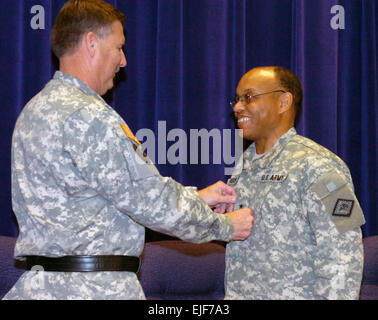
0, 0, 376, 238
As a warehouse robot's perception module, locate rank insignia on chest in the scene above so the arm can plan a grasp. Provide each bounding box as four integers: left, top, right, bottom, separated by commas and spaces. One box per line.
332, 198, 354, 217
228, 176, 239, 185
261, 174, 287, 182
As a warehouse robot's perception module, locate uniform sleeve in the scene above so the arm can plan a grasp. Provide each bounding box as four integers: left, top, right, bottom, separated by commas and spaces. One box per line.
304, 171, 365, 300
62, 108, 234, 243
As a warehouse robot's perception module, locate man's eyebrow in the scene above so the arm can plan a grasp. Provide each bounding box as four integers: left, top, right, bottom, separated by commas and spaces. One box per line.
237, 88, 254, 95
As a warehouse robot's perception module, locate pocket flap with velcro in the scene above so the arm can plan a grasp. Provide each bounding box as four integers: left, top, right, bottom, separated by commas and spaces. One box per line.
312, 172, 365, 233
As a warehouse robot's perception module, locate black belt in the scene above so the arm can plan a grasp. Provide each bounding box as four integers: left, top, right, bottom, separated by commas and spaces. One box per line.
24, 255, 140, 273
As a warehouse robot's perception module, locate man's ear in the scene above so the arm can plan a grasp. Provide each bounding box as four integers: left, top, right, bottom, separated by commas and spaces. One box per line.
84, 32, 98, 58
278, 92, 294, 115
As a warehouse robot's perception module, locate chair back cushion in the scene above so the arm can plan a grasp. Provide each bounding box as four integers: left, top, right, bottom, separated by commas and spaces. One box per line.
139, 241, 226, 300
360, 236, 378, 300
0, 236, 25, 299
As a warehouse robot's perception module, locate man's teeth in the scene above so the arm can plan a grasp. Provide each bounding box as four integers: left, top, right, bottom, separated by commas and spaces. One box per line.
238, 117, 250, 123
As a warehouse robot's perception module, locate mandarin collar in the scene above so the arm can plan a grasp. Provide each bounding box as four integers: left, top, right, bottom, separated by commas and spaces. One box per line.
53, 71, 107, 105
243, 128, 297, 170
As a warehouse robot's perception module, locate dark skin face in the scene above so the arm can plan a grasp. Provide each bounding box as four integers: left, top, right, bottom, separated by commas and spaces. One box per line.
233, 67, 294, 154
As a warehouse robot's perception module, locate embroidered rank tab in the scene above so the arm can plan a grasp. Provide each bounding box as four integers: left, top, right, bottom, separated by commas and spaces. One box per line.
332, 199, 354, 217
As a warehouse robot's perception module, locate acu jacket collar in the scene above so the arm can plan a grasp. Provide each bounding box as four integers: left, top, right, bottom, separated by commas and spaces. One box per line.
243, 128, 297, 170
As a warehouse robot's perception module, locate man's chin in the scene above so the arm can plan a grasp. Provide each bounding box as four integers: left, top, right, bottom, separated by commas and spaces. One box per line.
100, 82, 114, 96
241, 131, 256, 141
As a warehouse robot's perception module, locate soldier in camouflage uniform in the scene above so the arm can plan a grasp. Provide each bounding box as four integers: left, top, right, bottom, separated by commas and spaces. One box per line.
3, 0, 254, 300
225, 66, 365, 300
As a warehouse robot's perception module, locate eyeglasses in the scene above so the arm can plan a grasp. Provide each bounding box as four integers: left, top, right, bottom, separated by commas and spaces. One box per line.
229, 90, 286, 107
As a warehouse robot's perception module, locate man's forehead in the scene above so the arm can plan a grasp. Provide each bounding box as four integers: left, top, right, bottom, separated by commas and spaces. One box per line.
237, 68, 277, 92
96, 21, 124, 43
109, 20, 125, 41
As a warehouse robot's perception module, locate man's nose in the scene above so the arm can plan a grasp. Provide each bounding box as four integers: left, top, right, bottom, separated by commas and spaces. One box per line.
120, 50, 127, 68
233, 100, 244, 113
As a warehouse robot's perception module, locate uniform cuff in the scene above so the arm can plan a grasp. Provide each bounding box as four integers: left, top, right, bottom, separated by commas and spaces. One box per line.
213, 214, 234, 242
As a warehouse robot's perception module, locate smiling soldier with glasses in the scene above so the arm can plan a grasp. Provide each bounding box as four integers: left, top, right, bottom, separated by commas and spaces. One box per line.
230, 89, 287, 107
224, 66, 365, 300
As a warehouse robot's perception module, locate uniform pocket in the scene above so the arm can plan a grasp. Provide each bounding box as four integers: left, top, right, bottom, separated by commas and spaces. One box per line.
123, 141, 160, 181
312, 172, 365, 233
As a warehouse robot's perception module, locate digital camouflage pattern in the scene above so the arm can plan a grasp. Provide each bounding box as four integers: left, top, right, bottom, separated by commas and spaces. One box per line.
225, 128, 365, 300
4, 71, 234, 300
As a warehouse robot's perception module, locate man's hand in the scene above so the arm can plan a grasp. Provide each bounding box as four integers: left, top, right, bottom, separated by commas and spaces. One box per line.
226, 208, 254, 241
197, 181, 237, 213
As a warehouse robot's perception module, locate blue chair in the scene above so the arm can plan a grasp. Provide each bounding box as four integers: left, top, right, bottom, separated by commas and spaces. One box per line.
138, 240, 226, 299
0, 235, 226, 300
359, 236, 378, 300
1, 235, 377, 300
0, 236, 25, 299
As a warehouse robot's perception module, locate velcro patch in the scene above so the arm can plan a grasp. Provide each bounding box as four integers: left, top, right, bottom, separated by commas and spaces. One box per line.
332, 199, 354, 217
312, 172, 365, 233
122, 136, 159, 181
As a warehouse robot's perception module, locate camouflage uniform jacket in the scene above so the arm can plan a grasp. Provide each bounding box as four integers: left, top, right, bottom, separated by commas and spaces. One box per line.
225, 128, 365, 300
4, 71, 234, 300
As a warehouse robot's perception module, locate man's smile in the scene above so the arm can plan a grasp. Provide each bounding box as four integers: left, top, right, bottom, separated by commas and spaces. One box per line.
237, 116, 251, 123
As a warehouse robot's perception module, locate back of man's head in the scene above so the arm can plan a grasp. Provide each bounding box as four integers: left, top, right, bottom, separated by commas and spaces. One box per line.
51, 0, 126, 58
272, 66, 303, 126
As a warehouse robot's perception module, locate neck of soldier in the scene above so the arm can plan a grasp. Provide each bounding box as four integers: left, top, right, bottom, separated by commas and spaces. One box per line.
255, 123, 293, 155
59, 53, 100, 95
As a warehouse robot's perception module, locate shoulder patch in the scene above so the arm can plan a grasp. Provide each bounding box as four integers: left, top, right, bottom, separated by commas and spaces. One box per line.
121, 133, 159, 181
312, 172, 365, 233
332, 199, 354, 217
120, 123, 141, 146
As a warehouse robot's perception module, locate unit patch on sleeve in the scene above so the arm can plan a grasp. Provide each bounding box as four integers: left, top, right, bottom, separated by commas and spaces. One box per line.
312, 172, 365, 233
332, 199, 354, 217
